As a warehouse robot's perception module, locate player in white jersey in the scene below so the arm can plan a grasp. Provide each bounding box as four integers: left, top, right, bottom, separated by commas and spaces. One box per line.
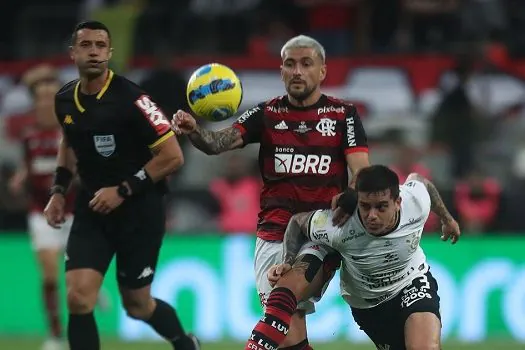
252, 165, 460, 350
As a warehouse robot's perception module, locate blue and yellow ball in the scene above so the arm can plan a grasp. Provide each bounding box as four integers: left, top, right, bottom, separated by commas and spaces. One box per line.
186, 63, 243, 121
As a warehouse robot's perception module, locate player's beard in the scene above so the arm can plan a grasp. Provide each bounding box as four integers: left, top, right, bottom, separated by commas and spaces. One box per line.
287, 83, 315, 102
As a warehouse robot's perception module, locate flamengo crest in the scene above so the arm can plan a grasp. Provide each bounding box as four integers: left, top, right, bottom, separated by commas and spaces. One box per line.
316, 118, 336, 137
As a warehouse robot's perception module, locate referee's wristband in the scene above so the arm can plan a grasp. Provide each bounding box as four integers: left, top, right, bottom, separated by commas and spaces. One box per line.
51, 166, 73, 195
125, 168, 155, 196
49, 185, 66, 197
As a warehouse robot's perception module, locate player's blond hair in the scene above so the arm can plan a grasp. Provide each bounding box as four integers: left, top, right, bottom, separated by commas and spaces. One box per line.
280, 35, 326, 63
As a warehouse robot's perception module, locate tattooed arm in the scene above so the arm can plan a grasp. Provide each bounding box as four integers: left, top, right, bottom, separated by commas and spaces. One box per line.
282, 212, 315, 265
406, 173, 461, 243
173, 104, 264, 155
270, 210, 342, 292
406, 173, 454, 223
188, 125, 244, 155
172, 109, 245, 155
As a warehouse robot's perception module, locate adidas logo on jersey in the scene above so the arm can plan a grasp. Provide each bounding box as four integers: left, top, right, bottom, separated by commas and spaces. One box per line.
274, 121, 288, 130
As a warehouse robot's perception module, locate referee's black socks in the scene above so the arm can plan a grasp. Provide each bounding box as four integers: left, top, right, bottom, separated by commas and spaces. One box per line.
146, 298, 197, 349
68, 312, 100, 350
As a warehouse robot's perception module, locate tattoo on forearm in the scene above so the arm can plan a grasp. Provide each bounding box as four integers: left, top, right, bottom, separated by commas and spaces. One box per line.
411, 174, 453, 223
426, 180, 453, 223
291, 258, 310, 276
283, 218, 306, 265
282, 213, 311, 265
188, 125, 240, 155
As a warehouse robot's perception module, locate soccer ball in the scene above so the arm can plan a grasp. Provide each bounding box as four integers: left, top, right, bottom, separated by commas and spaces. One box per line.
186, 63, 243, 121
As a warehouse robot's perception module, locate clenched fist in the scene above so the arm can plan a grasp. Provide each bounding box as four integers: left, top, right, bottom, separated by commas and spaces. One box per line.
267, 263, 292, 287
171, 110, 197, 135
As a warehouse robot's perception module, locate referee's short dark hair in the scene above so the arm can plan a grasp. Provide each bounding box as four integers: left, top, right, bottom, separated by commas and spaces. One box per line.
356, 165, 400, 199
71, 21, 111, 45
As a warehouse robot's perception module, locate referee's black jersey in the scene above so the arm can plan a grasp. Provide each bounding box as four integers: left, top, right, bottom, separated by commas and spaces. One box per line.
55, 70, 174, 194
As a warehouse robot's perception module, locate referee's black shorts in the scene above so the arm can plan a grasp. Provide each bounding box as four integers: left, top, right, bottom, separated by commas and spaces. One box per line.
65, 189, 166, 289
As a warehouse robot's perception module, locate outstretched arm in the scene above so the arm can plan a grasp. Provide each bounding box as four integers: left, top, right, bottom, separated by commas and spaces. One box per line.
172, 109, 244, 155
188, 125, 244, 155
173, 104, 265, 155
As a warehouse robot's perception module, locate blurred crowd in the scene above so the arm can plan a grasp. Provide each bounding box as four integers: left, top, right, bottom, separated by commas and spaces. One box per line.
1, 0, 525, 235
2, 0, 525, 59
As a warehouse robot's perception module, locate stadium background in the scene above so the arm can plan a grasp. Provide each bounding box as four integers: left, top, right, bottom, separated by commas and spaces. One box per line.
1, 1, 525, 349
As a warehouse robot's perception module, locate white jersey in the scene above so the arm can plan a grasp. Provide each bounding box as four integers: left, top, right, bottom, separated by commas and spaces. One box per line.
307, 179, 431, 309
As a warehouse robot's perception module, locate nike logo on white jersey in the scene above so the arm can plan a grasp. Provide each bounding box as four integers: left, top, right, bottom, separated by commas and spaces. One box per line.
274, 121, 288, 130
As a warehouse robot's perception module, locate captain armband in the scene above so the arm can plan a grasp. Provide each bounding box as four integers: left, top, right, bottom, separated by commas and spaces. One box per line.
336, 187, 358, 214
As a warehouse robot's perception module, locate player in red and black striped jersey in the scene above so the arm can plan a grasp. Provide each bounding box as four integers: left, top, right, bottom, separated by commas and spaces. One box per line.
173, 35, 370, 349
8, 74, 76, 350
232, 95, 367, 241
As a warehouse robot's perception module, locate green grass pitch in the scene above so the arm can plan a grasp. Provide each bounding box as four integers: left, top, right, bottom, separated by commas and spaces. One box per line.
0, 338, 523, 349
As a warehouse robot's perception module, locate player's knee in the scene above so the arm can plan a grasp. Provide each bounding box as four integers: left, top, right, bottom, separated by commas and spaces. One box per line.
406, 326, 440, 349
66, 286, 97, 313
37, 250, 59, 281
405, 312, 441, 350
41, 266, 59, 283
276, 254, 323, 300
275, 274, 307, 300
405, 340, 440, 350
122, 296, 154, 320
124, 303, 149, 320
43, 277, 58, 289
66, 269, 104, 313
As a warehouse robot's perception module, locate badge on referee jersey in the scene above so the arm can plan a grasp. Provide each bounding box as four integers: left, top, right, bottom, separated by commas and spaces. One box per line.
93, 134, 116, 157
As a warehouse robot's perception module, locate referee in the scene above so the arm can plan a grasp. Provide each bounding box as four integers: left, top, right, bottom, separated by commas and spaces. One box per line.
43, 21, 199, 350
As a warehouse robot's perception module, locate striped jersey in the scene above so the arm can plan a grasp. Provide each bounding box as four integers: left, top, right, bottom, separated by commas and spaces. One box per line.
22, 127, 75, 213
232, 94, 368, 241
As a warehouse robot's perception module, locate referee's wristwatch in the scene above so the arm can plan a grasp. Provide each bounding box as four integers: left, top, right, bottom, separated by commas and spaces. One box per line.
117, 183, 131, 199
